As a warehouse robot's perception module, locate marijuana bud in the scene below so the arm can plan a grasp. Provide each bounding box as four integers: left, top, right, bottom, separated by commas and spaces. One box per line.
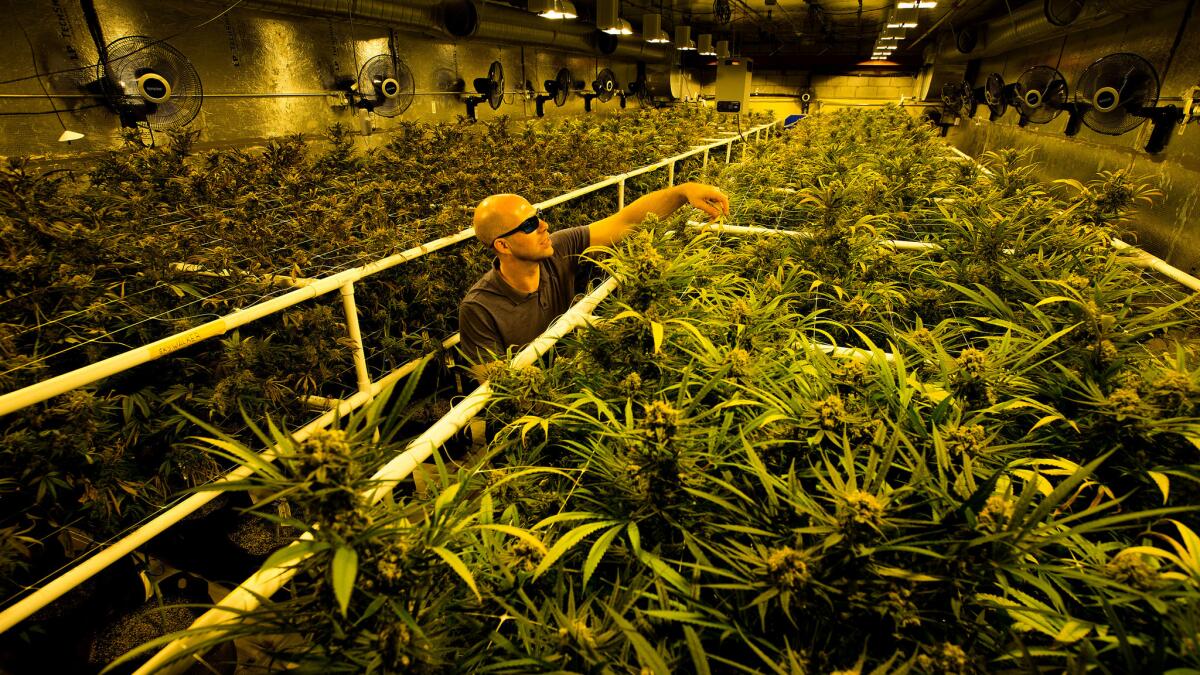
296, 428, 356, 484
642, 400, 682, 442
814, 394, 847, 430
976, 494, 1015, 533
1105, 550, 1161, 590
944, 424, 987, 457
839, 489, 887, 529
955, 348, 988, 379
765, 546, 811, 590
726, 348, 753, 377
619, 372, 643, 397
1106, 387, 1143, 418
505, 540, 543, 574
915, 642, 973, 674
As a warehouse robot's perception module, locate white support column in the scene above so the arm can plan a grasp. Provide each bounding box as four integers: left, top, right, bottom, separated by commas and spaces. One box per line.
703, 148, 709, 168
339, 282, 372, 396
618, 177, 625, 209
725, 142, 733, 163
668, 160, 675, 186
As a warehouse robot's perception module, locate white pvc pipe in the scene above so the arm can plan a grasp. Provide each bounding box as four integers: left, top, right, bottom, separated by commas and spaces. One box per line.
134, 278, 619, 675
815, 342, 896, 363
299, 394, 340, 410
0, 333, 460, 636
169, 263, 317, 288
339, 282, 372, 396
947, 146, 976, 164
1112, 238, 1200, 292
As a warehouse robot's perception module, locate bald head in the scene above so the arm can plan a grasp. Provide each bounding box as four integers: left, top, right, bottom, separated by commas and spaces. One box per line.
473, 193, 535, 247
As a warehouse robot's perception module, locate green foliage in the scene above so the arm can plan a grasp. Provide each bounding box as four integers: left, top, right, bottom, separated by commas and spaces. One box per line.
0, 106, 762, 602
62, 107, 1200, 673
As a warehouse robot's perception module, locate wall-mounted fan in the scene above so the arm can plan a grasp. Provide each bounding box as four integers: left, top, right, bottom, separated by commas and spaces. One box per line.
464, 60, 504, 121
983, 72, 1018, 120
535, 67, 572, 117
1065, 52, 1181, 153
940, 80, 976, 119
798, 87, 815, 114
99, 36, 203, 130
351, 54, 415, 117
1013, 65, 1068, 126
583, 68, 623, 112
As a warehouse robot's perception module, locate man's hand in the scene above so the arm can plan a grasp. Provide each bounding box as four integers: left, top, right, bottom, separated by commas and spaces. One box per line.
680, 182, 731, 221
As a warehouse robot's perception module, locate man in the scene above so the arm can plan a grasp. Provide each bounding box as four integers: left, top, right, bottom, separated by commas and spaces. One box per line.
458, 182, 730, 374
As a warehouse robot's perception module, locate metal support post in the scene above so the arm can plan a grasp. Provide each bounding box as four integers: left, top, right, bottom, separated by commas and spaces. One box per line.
618, 178, 625, 209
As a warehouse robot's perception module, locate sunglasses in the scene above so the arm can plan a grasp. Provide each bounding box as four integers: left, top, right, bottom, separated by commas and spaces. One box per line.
496, 210, 541, 240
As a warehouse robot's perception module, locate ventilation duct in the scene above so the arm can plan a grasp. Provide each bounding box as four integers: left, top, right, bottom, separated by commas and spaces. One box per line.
232, 0, 670, 61
229, 0, 443, 36
943, 0, 1174, 62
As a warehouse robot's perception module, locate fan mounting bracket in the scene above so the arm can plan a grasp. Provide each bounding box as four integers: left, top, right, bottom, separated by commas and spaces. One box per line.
462, 94, 489, 121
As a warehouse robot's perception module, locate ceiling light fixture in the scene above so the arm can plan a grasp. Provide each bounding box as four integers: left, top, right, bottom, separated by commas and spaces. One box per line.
604, 18, 634, 35
697, 33, 716, 55
530, 0, 577, 19
643, 14, 671, 43
716, 39, 730, 58
597, 0, 633, 34
897, 0, 936, 8
887, 8, 918, 27
675, 25, 696, 50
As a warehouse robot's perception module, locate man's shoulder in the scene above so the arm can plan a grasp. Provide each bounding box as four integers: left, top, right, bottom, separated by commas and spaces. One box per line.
550, 225, 590, 259
462, 268, 503, 305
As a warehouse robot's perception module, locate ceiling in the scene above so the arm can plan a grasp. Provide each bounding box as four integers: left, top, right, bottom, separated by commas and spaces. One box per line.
587, 0, 1018, 71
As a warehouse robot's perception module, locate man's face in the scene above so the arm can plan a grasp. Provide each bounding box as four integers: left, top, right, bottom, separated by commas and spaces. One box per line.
495, 201, 553, 261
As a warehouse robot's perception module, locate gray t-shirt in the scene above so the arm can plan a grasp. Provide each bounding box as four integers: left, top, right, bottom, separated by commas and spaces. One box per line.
457, 226, 590, 365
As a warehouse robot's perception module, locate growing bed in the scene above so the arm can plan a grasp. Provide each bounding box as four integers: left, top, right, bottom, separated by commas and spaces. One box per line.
120, 107, 1200, 673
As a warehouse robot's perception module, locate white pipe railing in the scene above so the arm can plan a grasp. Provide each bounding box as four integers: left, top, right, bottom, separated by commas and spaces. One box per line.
133, 277, 620, 675
0, 333, 459, 635
0, 120, 784, 637
168, 263, 316, 288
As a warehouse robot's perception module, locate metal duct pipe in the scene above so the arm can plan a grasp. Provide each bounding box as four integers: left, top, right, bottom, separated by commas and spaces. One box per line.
943, 0, 1176, 62
218, 0, 670, 61
450, 1, 671, 61
226, 0, 443, 34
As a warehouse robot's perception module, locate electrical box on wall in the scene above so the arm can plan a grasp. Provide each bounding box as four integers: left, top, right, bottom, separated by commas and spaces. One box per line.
716, 58, 753, 113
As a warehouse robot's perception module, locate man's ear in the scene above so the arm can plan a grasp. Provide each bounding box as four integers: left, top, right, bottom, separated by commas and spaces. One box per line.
492, 239, 509, 255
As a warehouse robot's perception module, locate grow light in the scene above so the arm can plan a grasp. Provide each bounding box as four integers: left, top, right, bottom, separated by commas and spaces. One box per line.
532, 0, 577, 19
676, 25, 696, 50
603, 18, 634, 35
898, 0, 936, 7
887, 8, 919, 27
643, 13, 671, 43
